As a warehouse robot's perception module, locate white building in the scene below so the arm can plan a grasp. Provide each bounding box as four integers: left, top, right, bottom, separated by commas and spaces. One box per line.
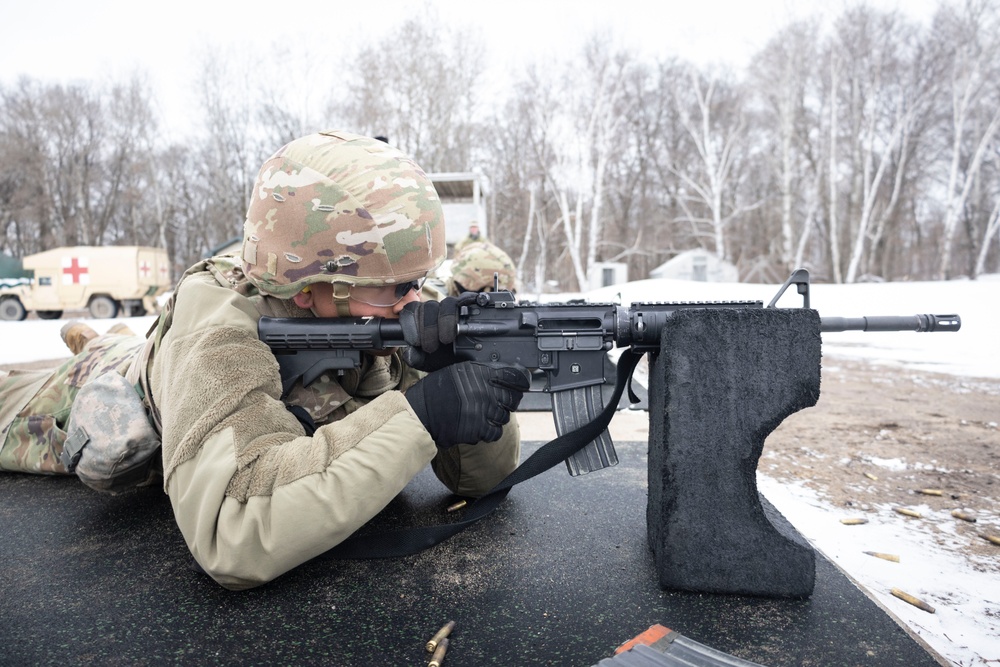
587, 262, 628, 290
430, 172, 488, 248
649, 249, 738, 282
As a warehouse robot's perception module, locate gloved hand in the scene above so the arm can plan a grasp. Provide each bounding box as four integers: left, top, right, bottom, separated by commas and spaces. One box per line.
399, 293, 478, 371
405, 361, 530, 449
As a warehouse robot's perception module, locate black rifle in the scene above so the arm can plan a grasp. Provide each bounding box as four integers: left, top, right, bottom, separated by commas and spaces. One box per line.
259, 268, 960, 476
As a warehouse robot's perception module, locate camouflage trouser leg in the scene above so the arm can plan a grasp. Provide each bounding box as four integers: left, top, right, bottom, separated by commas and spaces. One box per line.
430, 418, 522, 497
0, 334, 145, 475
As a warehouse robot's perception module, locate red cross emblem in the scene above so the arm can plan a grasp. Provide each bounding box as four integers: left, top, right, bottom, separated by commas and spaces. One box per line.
139, 260, 151, 278
62, 257, 90, 285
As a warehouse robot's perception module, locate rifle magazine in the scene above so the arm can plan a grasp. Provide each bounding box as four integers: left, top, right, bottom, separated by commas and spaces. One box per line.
552, 384, 619, 476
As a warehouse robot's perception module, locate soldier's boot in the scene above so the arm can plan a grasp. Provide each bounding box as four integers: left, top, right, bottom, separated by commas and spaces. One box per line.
107, 323, 136, 337
60, 321, 99, 355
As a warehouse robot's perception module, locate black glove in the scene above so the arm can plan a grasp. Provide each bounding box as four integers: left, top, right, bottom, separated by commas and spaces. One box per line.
399, 293, 478, 371
405, 361, 530, 449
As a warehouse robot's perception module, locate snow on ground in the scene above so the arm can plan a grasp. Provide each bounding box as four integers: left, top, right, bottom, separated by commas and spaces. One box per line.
2, 273, 998, 665
0, 315, 159, 364
759, 477, 1000, 667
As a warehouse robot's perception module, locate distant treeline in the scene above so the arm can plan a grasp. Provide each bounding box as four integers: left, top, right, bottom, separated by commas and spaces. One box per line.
1, 0, 998, 287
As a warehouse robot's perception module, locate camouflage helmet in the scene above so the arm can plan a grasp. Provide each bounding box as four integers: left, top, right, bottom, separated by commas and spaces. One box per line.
447, 241, 518, 294
242, 130, 445, 305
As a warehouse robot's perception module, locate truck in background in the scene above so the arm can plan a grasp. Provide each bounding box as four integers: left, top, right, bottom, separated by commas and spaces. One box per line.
0, 246, 172, 321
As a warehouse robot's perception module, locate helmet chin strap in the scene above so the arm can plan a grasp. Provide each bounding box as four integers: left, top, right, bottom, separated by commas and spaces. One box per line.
332, 283, 353, 317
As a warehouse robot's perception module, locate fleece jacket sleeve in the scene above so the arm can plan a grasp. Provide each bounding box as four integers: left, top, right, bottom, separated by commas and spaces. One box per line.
150, 274, 437, 590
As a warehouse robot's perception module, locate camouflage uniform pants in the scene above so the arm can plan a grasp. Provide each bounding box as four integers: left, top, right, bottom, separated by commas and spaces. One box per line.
0, 334, 145, 475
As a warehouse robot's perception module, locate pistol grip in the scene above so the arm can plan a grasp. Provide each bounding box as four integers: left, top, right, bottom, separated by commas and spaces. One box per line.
551, 385, 618, 476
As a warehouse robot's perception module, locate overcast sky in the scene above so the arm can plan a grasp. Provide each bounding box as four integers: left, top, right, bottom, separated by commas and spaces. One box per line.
1, 0, 941, 138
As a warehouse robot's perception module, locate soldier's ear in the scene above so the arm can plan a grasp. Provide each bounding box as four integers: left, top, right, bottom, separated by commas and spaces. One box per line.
292, 286, 314, 309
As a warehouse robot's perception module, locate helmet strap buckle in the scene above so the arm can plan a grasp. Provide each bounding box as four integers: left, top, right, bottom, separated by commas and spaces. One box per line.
332, 283, 352, 317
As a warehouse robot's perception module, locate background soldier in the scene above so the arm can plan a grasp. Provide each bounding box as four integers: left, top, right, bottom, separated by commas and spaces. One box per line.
453, 222, 485, 255
447, 240, 518, 295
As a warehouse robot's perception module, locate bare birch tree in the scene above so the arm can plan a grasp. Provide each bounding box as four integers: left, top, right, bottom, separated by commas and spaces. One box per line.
974, 195, 1000, 276
487, 37, 644, 292
749, 20, 822, 276
601, 59, 680, 278
190, 46, 275, 252
0, 78, 51, 254
0, 75, 159, 252
482, 63, 562, 292
831, 9, 930, 283
331, 11, 485, 172
669, 66, 753, 264
931, 0, 1000, 278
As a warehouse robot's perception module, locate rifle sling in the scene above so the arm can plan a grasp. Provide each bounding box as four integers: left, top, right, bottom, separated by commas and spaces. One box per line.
322, 350, 643, 560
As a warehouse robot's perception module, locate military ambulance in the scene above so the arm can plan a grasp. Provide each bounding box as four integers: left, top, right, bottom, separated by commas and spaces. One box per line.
0, 246, 171, 320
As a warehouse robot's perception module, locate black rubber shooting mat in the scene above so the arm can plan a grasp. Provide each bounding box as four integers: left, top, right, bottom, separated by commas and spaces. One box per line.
0, 440, 940, 667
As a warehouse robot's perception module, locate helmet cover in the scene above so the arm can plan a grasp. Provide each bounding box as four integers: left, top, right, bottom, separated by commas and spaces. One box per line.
242, 130, 445, 299
448, 241, 518, 294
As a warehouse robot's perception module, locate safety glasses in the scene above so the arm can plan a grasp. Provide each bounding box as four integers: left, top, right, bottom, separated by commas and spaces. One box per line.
347, 277, 426, 308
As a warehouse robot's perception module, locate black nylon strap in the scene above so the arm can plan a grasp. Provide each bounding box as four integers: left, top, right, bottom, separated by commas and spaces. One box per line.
322, 351, 644, 560
286, 404, 318, 436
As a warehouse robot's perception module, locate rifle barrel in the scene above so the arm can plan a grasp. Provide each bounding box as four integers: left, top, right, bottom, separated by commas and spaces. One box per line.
820, 314, 960, 333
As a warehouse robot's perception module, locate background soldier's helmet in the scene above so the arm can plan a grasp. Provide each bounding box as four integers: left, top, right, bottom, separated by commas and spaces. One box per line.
447, 241, 519, 294
242, 130, 445, 301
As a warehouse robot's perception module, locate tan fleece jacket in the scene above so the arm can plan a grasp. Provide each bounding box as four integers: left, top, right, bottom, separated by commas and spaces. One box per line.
149, 264, 519, 590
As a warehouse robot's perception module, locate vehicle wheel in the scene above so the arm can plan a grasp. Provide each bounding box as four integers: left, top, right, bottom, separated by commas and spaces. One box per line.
0, 298, 27, 321
88, 295, 119, 319
37, 310, 64, 320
